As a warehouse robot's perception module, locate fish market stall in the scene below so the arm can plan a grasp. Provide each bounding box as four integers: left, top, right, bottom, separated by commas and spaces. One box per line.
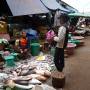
0, 54, 54, 90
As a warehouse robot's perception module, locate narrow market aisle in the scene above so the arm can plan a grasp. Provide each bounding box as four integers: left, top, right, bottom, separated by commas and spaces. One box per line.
64, 36, 90, 90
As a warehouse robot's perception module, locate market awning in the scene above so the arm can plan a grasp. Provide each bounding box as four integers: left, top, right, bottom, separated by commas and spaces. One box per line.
68, 12, 90, 17
66, 5, 78, 13
40, 0, 70, 12
6, 0, 49, 16
58, 1, 78, 13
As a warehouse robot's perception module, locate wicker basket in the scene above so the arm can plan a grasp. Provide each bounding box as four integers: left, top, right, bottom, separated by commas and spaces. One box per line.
51, 71, 65, 88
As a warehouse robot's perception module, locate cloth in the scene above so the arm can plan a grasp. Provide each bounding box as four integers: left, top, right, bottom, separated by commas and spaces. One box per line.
54, 26, 66, 48
15, 39, 19, 46
54, 47, 64, 72
19, 38, 28, 48
0, 34, 10, 41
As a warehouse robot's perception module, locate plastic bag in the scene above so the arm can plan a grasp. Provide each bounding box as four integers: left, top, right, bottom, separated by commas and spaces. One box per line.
46, 30, 55, 42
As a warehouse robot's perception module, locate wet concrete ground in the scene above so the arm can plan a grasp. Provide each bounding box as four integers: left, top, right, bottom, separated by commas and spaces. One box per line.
64, 36, 90, 90
48, 36, 90, 90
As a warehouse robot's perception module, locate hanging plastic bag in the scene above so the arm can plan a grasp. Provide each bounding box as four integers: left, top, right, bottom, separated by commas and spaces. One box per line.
46, 30, 55, 43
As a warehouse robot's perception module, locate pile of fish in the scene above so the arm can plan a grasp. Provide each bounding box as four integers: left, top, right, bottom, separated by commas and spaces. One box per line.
0, 54, 54, 88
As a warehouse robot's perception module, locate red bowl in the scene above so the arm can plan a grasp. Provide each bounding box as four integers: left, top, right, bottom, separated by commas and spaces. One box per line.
67, 43, 76, 48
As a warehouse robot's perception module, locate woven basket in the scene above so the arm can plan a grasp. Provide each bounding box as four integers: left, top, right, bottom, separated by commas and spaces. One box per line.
51, 71, 65, 88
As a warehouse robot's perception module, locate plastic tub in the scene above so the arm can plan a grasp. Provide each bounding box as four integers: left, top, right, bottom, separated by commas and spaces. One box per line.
50, 47, 55, 56
66, 43, 76, 55
30, 39, 39, 44
4, 55, 15, 67
68, 40, 80, 45
30, 43, 40, 56
11, 53, 19, 61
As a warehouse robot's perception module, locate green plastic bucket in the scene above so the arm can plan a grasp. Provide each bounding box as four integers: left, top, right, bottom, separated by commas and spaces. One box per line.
30, 43, 40, 56
50, 47, 55, 56
11, 53, 19, 61
4, 55, 15, 67
30, 39, 39, 44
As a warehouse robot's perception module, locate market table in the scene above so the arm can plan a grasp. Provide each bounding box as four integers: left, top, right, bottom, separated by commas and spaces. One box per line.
0, 54, 54, 90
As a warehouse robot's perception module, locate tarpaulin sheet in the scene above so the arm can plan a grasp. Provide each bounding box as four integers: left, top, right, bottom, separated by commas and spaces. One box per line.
6, 0, 49, 16
41, 0, 69, 12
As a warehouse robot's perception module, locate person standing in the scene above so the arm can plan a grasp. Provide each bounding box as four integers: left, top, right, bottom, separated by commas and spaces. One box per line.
53, 14, 69, 72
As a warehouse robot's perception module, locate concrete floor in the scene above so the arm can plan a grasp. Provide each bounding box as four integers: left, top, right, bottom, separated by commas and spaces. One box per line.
64, 36, 90, 90
47, 36, 90, 90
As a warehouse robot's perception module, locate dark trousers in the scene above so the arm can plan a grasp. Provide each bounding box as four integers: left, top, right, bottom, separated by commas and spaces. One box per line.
54, 47, 64, 72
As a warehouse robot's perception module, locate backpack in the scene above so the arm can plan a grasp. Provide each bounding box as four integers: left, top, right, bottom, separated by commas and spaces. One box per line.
46, 30, 55, 42
63, 27, 69, 48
